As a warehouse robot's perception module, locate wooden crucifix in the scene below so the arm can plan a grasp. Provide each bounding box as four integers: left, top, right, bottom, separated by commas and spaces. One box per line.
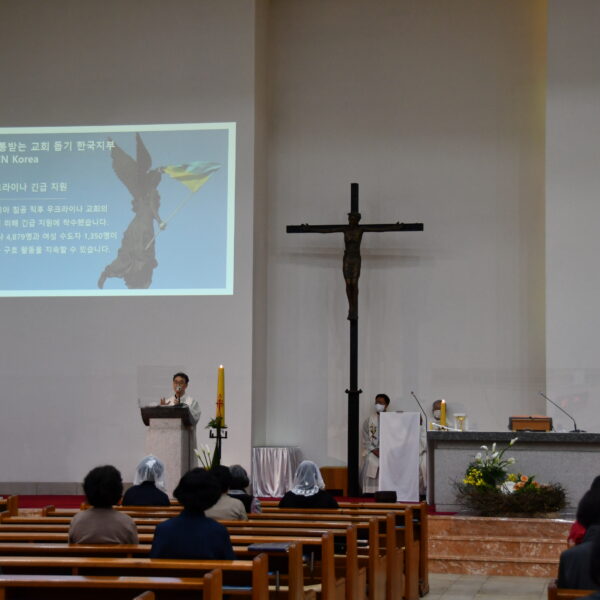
287, 183, 423, 496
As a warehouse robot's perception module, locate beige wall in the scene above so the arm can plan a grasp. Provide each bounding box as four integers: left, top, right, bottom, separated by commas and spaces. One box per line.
0, 0, 258, 484
262, 0, 547, 465
546, 0, 600, 431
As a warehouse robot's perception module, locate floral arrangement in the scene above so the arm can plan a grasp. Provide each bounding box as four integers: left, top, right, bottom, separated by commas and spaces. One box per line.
194, 444, 213, 469
455, 438, 566, 516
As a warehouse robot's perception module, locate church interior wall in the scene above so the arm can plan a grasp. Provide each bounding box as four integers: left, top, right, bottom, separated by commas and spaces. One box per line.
1, 0, 597, 489
264, 0, 547, 467
546, 0, 600, 432
0, 0, 257, 489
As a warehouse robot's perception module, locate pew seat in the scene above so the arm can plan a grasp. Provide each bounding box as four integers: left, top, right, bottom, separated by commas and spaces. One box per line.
0, 569, 221, 600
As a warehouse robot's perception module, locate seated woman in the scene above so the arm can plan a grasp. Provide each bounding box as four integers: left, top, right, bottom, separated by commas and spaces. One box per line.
582, 535, 600, 598
558, 482, 600, 589
568, 475, 600, 546
228, 464, 262, 513
205, 465, 248, 520
122, 455, 170, 506
150, 468, 235, 559
69, 465, 138, 544
279, 460, 339, 509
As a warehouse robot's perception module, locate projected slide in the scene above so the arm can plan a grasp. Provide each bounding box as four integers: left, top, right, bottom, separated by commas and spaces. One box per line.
0, 123, 235, 296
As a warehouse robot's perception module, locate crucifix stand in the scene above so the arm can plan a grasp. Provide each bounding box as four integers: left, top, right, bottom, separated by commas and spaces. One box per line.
287, 183, 423, 496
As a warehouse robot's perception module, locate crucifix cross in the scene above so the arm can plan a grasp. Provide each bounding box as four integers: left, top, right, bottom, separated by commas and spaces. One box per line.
287, 183, 423, 320
286, 182, 423, 496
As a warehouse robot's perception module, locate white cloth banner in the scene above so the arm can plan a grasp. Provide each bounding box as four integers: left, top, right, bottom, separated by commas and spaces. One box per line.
379, 411, 420, 502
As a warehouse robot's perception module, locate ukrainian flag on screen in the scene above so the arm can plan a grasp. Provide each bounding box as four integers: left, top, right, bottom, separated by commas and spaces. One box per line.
161, 162, 221, 192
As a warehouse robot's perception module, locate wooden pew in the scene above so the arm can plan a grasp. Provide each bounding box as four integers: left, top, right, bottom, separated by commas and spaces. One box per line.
0, 555, 266, 600
261, 502, 428, 598
0, 496, 17, 520
238, 513, 405, 600
0, 569, 221, 600
0, 518, 373, 600
260, 503, 429, 600
547, 581, 596, 599
0, 537, 325, 600
338, 502, 428, 597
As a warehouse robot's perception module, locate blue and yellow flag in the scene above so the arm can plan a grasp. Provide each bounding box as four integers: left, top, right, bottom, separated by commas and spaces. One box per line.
161, 161, 221, 193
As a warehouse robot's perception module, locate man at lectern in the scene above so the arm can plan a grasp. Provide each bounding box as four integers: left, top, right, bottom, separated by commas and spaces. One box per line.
160, 372, 201, 423
160, 372, 201, 468
360, 393, 390, 494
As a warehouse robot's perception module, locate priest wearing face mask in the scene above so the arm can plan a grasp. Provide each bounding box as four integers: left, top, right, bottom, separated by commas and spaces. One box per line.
360, 393, 390, 494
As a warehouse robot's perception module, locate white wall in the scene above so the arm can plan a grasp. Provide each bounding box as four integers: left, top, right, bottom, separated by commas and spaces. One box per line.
0, 0, 258, 489
546, 0, 600, 432
264, 0, 547, 466
5, 0, 589, 489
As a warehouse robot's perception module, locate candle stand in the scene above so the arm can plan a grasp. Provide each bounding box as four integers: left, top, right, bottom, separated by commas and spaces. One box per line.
208, 417, 227, 468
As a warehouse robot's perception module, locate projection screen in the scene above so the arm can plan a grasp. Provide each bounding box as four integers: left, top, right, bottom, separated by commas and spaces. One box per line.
0, 123, 236, 297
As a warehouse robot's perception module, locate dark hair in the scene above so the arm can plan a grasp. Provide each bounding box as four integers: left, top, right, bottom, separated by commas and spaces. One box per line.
576, 486, 600, 528
173, 468, 221, 512
375, 394, 390, 406
211, 465, 233, 493
173, 372, 189, 384
83, 465, 123, 508
229, 465, 250, 490
576, 477, 600, 528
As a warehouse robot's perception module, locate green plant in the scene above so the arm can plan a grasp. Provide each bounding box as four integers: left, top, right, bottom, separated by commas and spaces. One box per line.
455, 438, 567, 516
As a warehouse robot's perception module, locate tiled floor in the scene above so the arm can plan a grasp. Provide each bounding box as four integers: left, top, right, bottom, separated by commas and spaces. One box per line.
428, 573, 554, 599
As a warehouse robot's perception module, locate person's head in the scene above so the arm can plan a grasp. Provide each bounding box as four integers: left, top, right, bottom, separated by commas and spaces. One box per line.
229, 465, 250, 491
133, 455, 165, 488
291, 460, 325, 496
347, 212, 361, 226
83, 465, 123, 508
432, 399, 444, 421
173, 468, 221, 512
172, 372, 189, 396
375, 394, 390, 413
577, 481, 600, 528
210, 465, 233, 494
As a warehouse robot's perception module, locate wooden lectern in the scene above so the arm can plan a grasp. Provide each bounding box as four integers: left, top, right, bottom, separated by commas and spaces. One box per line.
140, 405, 195, 497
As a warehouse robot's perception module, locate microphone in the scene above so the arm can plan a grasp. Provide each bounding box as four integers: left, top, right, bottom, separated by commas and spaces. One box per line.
410, 391, 429, 430
539, 391, 585, 432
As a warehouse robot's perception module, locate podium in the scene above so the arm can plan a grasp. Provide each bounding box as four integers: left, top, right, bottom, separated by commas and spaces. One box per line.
141, 406, 195, 497
379, 412, 421, 502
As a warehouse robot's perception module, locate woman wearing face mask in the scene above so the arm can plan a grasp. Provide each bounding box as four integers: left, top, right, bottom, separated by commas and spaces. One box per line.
360, 393, 390, 494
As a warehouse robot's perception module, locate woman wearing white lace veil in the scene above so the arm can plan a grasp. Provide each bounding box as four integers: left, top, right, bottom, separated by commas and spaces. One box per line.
122, 455, 170, 506
279, 460, 339, 509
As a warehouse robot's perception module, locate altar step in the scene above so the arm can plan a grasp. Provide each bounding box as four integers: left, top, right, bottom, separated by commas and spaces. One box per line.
428, 514, 571, 577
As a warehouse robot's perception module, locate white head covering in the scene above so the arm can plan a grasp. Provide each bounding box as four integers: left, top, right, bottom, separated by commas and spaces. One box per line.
290, 460, 325, 496
133, 455, 166, 491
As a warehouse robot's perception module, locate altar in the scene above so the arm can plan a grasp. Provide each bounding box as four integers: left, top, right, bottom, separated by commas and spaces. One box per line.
427, 431, 600, 512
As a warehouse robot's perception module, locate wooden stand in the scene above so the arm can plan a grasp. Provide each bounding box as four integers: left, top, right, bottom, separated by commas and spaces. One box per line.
320, 466, 348, 496
508, 415, 552, 432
